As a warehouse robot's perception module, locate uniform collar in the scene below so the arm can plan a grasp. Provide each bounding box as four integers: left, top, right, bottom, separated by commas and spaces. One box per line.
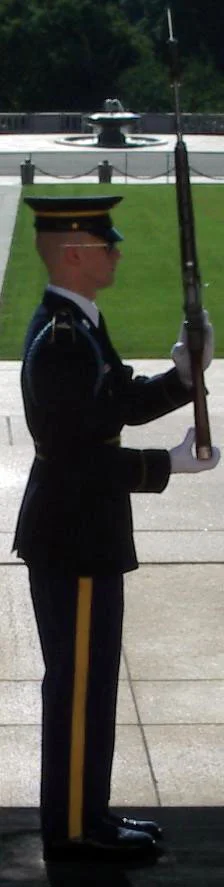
46, 284, 99, 327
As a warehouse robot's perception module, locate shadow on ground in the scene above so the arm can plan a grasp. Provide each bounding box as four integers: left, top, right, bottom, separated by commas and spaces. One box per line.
0, 807, 224, 886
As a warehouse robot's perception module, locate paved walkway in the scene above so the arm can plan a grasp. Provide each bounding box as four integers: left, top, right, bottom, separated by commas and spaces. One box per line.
1, 131, 224, 182
0, 159, 224, 884
0, 357, 223, 806
0, 182, 21, 293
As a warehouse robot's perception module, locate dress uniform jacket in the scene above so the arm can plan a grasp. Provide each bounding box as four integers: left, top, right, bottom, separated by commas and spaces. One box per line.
13, 286, 192, 574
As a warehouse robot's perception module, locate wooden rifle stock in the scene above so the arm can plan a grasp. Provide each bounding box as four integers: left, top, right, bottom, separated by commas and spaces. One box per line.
167, 8, 212, 459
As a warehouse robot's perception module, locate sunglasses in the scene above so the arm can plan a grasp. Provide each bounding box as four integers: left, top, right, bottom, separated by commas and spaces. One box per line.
62, 242, 117, 254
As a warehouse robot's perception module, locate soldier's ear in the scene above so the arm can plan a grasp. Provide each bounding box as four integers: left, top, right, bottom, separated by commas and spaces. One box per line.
63, 244, 82, 267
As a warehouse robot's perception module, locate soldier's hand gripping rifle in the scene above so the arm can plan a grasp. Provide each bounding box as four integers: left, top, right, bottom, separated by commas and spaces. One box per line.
167, 7, 212, 459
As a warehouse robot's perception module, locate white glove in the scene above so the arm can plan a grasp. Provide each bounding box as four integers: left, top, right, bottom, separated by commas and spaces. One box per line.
170, 428, 220, 474
171, 310, 214, 387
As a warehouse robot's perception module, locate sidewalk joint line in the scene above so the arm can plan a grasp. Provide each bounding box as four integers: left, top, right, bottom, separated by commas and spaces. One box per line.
136, 528, 224, 533
138, 560, 224, 565
6, 416, 13, 445
122, 644, 162, 806
129, 678, 224, 683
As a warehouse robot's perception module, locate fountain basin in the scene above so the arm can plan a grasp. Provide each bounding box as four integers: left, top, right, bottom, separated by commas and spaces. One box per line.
89, 111, 141, 148
57, 133, 166, 149
55, 100, 167, 149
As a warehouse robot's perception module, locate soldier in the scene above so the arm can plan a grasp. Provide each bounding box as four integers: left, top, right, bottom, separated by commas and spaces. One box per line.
13, 195, 219, 864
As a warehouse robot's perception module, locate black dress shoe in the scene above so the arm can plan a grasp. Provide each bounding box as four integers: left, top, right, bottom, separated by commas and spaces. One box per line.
107, 812, 163, 842
44, 819, 162, 863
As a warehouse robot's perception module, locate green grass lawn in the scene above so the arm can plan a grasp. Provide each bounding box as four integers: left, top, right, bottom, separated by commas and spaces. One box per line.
0, 182, 223, 358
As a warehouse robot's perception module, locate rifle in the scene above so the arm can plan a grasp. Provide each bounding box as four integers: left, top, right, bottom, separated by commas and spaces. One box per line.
167, 7, 212, 459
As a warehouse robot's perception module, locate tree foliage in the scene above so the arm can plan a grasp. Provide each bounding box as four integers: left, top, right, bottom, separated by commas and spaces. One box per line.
0, 0, 223, 111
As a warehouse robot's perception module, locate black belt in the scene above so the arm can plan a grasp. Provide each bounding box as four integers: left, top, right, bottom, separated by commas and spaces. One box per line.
35, 435, 121, 461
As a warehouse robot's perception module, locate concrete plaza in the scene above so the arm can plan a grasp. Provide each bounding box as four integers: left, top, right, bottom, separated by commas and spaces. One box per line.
0, 358, 223, 812
1, 130, 224, 182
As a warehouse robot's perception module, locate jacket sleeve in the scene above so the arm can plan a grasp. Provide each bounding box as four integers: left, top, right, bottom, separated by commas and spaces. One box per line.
22, 336, 171, 496
99, 311, 194, 425
120, 364, 193, 426
71, 441, 171, 495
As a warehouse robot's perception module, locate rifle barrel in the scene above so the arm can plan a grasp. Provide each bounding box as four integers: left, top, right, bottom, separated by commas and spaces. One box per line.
166, 8, 212, 459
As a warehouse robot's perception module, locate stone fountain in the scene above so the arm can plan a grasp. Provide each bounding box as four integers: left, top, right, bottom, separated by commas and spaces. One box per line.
88, 98, 141, 148
58, 98, 165, 149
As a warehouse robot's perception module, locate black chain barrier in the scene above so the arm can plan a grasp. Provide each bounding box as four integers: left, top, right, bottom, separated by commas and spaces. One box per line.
34, 162, 174, 182
112, 164, 174, 180
31, 160, 224, 183
35, 164, 99, 179
188, 164, 224, 181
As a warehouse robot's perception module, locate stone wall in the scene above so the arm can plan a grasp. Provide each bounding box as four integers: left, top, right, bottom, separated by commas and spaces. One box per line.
1, 111, 224, 135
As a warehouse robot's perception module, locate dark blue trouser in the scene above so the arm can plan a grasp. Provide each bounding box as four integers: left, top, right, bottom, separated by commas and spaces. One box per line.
29, 566, 124, 845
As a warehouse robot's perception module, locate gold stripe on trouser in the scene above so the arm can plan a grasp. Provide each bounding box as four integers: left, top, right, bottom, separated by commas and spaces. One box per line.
69, 577, 93, 838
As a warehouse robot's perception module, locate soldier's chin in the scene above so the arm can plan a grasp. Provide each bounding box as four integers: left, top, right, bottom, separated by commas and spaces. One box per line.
103, 272, 115, 287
